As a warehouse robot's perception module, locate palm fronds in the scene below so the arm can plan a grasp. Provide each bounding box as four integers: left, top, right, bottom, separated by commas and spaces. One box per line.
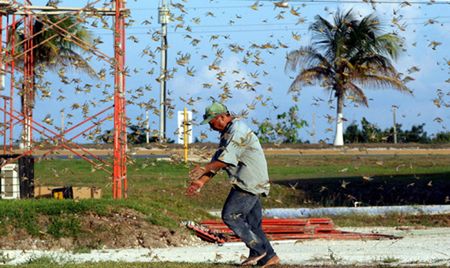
286, 9, 410, 102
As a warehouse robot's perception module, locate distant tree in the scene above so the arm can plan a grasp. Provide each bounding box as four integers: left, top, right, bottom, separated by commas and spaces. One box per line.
383, 124, 400, 143
127, 125, 148, 144
361, 117, 382, 143
96, 125, 158, 145
343, 121, 363, 143
257, 120, 276, 144
344, 117, 382, 143
285, 9, 409, 146
96, 129, 113, 144
431, 131, 450, 143
257, 106, 308, 144
344, 118, 434, 144
397, 123, 430, 143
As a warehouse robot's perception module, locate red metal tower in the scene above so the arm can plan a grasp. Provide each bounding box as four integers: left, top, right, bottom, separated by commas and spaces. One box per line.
0, 0, 128, 199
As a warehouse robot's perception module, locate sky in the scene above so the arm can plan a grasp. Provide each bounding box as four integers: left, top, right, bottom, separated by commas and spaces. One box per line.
1, 0, 449, 144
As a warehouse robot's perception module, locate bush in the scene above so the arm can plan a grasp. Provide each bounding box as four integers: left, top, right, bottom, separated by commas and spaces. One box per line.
432, 131, 450, 143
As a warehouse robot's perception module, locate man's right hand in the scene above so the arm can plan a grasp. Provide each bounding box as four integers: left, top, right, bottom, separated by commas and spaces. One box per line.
186, 179, 205, 196
189, 165, 206, 181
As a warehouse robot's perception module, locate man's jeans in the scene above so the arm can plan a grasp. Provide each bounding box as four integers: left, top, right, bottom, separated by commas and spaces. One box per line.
222, 186, 276, 261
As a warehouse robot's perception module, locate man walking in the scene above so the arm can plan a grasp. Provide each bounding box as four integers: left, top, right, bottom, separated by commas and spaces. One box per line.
187, 102, 280, 267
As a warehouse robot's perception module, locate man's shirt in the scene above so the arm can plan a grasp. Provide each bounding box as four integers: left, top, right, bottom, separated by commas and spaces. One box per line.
212, 119, 270, 196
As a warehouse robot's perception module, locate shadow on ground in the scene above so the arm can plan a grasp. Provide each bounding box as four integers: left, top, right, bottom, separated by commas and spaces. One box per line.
274, 172, 450, 206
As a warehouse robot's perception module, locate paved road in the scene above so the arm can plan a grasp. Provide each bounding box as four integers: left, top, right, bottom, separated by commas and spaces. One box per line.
2, 227, 449, 265
150, 227, 450, 266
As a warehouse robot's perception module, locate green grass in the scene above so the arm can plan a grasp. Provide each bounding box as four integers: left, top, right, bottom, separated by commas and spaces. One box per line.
33, 154, 450, 210
1, 154, 448, 245
380, 257, 400, 264
0, 197, 209, 238
332, 213, 449, 227
0, 199, 111, 236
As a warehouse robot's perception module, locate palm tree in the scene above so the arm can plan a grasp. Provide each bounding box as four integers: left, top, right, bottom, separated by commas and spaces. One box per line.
285, 9, 410, 146
13, 6, 95, 149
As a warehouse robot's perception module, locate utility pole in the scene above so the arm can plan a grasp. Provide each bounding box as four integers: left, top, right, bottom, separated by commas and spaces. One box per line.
145, 110, 150, 144
312, 112, 316, 144
392, 105, 398, 144
158, 0, 169, 142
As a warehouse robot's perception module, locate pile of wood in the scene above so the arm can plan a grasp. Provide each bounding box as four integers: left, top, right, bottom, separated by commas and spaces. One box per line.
185, 218, 400, 243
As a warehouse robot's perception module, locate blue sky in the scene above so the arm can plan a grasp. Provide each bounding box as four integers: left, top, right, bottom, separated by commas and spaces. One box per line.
3, 0, 449, 143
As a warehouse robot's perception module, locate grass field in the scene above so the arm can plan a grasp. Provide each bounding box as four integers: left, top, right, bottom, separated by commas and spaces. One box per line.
1, 154, 449, 267
33, 153, 450, 198
33, 153, 450, 205
16, 154, 449, 224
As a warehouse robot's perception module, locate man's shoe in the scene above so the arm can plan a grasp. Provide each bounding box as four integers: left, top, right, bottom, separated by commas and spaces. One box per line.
261, 255, 280, 267
241, 252, 267, 266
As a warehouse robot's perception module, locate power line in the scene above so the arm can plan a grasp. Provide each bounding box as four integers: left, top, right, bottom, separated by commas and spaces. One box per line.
95, 27, 306, 36
129, 0, 450, 11
261, 0, 450, 4
123, 16, 450, 30
92, 19, 450, 36
95, 24, 449, 36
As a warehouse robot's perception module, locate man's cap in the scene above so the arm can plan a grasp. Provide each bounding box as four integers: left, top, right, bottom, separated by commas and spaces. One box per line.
200, 102, 229, 124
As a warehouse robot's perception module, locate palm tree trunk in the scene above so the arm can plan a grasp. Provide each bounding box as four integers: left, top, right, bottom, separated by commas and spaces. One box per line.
334, 91, 344, 146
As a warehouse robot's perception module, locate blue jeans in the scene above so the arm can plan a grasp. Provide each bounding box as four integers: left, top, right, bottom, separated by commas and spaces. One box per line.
221, 186, 276, 262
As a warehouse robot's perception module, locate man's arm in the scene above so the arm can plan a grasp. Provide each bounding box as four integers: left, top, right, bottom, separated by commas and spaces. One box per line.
189, 160, 228, 181
186, 160, 228, 196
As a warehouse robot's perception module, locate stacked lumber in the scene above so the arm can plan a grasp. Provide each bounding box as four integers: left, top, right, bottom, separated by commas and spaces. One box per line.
184, 218, 399, 243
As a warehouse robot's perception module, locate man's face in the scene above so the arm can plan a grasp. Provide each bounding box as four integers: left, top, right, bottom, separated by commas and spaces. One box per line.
208, 114, 227, 132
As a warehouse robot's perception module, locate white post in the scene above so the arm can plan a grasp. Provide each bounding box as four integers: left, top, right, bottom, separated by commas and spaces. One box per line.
145, 110, 150, 144
333, 113, 344, 146
392, 105, 397, 144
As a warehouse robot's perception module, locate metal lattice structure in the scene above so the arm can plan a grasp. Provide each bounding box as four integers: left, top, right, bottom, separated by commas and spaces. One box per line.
0, 0, 128, 199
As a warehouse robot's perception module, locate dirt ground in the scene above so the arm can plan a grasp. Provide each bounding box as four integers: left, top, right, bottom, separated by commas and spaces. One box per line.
0, 206, 449, 265
0, 209, 195, 251
2, 227, 450, 266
